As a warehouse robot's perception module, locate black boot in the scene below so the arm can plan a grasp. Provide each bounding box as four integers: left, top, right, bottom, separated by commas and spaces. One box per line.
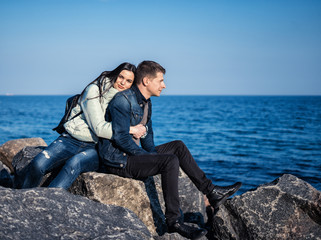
207, 182, 242, 210
168, 219, 207, 240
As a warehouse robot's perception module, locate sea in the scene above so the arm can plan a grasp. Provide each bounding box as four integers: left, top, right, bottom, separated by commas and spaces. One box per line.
0, 95, 320, 195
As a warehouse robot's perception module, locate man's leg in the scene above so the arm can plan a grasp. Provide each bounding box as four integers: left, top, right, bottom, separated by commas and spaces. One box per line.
106, 153, 207, 239
156, 140, 214, 194
107, 153, 181, 223
156, 140, 242, 210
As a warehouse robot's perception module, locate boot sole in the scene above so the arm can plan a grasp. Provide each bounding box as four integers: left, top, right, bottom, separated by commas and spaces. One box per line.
192, 229, 208, 240
168, 227, 208, 240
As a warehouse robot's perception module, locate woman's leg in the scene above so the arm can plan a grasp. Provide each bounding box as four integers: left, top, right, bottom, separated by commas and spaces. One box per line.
48, 148, 99, 189
21, 135, 80, 188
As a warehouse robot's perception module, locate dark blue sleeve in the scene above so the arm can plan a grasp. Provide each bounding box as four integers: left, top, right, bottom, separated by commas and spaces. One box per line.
109, 94, 151, 155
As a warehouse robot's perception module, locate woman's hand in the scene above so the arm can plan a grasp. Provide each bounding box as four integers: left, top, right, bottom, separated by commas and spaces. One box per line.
130, 124, 147, 139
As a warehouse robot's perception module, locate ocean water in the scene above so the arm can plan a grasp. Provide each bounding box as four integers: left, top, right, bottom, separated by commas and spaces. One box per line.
0, 95, 320, 194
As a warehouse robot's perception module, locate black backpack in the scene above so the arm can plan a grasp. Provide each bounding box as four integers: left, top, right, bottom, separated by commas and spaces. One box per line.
52, 94, 83, 134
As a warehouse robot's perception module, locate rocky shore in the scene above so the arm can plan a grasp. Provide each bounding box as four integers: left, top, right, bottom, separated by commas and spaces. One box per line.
1, 138, 321, 240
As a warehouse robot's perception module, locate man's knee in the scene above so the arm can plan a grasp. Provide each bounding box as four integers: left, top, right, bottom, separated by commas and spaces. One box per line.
165, 155, 179, 170
171, 140, 188, 154
172, 140, 185, 148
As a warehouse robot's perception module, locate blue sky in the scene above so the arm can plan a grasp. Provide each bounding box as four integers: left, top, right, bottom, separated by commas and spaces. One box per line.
1, 0, 320, 95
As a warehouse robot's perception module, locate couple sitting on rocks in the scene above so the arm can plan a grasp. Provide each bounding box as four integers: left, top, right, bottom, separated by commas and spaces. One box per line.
19, 60, 242, 239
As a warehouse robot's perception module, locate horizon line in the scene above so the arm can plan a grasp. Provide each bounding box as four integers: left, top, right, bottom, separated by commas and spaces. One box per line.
1, 93, 321, 97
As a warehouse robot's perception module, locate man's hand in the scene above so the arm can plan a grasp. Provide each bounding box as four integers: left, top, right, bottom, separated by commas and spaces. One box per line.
130, 124, 147, 139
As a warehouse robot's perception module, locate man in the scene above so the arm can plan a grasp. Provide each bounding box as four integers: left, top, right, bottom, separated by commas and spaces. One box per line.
98, 61, 242, 239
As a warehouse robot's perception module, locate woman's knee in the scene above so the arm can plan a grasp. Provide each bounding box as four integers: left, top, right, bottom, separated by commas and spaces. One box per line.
30, 151, 52, 174
65, 150, 99, 173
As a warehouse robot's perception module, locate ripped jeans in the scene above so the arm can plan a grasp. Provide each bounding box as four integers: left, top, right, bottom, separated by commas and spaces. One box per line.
21, 132, 99, 190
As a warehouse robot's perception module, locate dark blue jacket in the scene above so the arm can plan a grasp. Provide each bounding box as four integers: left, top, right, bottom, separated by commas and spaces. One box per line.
98, 84, 157, 168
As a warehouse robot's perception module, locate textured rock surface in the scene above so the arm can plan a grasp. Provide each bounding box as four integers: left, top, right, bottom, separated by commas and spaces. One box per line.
0, 162, 13, 188
12, 146, 45, 174
0, 186, 152, 240
70, 172, 159, 234
0, 138, 47, 173
70, 169, 207, 237
11, 146, 49, 188
154, 232, 208, 240
211, 174, 321, 240
0, 160, 10, 173
153, 169, 207, 225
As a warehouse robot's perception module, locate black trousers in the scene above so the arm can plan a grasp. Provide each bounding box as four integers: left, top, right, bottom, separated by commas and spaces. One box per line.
106, 140, 214, 225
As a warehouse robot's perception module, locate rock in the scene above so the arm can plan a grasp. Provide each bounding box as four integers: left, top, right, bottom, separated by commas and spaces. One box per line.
154, 232, 208, 240
69, 169, 207, 237
0, 186, 152, 240
0, 160, 10, 173
211, 174, 321, 240
4, 138, 320, 239
11, 146, 49, 188
12, 146, 45, 175
152, 170, 207, 225
0, 162, 13, 188
0, 138, 47, 173
70, 172, 160, 235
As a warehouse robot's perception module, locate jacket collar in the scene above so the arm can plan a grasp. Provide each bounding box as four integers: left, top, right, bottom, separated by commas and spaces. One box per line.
132, 84, 150, 105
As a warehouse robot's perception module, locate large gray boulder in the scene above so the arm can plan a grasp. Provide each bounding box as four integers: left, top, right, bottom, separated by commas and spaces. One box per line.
11, 146, 49, 188
211, 174, 321, 240
0, 186, 152, 240
0, 145, 46, 189
0, 138, 47, 173
12, 146, 45, 175
69, 169, 207, 237
70, 172, 160, 234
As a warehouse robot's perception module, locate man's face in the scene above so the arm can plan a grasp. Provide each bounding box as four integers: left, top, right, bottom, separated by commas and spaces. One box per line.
113, 70, 134, 91
146, 72, 166, 97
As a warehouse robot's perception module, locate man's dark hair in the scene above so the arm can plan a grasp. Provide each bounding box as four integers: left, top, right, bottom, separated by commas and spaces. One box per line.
135, 61, 166, 84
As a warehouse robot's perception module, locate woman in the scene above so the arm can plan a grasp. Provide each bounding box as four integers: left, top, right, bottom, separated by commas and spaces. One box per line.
20, 62, 145, 189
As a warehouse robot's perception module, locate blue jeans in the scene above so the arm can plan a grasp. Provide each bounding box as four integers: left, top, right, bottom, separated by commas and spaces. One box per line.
21, 133, 99, 189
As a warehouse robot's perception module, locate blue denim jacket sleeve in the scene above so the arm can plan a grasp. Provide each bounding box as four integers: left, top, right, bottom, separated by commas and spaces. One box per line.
110, 94, 152, 155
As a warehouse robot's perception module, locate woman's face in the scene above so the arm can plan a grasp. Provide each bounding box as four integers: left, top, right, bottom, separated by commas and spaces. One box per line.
113, 70, 134, 91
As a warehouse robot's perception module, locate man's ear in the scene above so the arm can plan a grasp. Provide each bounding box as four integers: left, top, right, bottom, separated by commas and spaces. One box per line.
142, 77, 149, 86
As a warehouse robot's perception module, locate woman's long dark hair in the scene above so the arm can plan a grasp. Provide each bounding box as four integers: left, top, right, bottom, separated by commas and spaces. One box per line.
80, 62, 136, 99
